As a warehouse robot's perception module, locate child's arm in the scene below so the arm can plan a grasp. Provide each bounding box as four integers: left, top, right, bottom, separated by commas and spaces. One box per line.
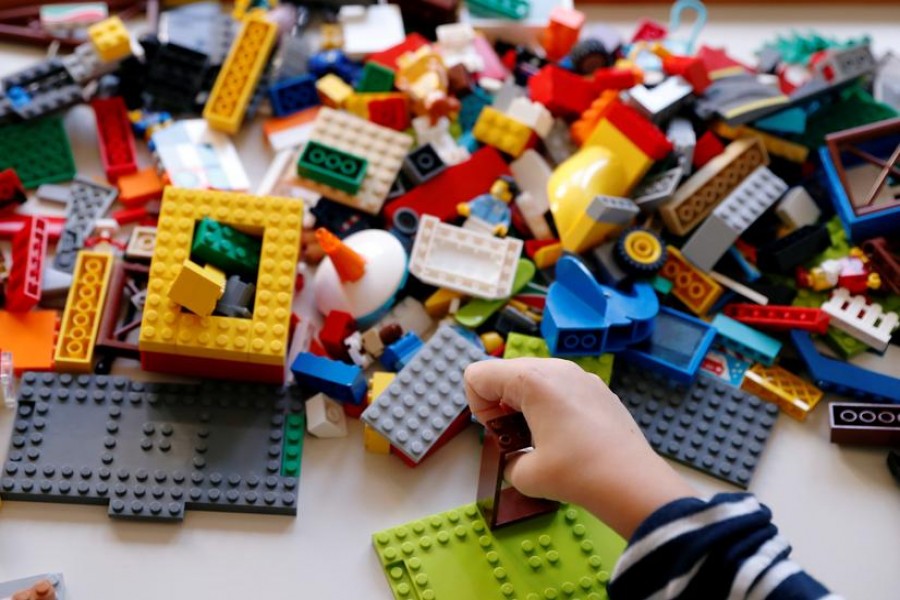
465, 358, 841, 600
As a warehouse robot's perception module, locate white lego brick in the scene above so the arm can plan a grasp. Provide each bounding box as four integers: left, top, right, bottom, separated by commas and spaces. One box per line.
510, 149, 551, 213
586, 195, 639, 226
821, 288, 899, 352
667, 117, 696, 171
378, 296, 433, 338
338, 4, 405, 59
409, 215, 523, 300
515, 191, 553, 240
299, 107, 413, 215
709, 271, 770, 306
627, 76, 693, 122
506, 97, 553, 138
436, 23, 484, 72
1, 350, 15, 407
413, 117, 471, 166
306, 393, 348, 438
491, 78, 526, 113
361, 327, 385, 357
775, 186, 821, 229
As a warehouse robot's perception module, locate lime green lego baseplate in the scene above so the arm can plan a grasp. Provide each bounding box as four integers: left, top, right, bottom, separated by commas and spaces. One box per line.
372, 503, 625, 600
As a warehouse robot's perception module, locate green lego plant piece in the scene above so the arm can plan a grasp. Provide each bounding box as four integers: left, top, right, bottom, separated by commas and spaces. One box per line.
503, 332, 550, 359
880, 294, 900, 314
0, 117, 76, 188
297, 140, 368, 195
372, 503, 625, 600
191, 216, 262, 277
466, 0, 530, 20
573, 354, 615, 385
808, 216, 850, 266
357, 62, 396, 92
795, 86, 897, 150
824, 326, 869, 359
792, 288, 828, 309
761, 32, 870, 65
281, 413, 305, 477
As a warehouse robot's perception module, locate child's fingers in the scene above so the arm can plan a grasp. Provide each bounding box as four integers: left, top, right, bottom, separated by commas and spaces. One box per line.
464, 358, 549, 418
504, 449, 548, 500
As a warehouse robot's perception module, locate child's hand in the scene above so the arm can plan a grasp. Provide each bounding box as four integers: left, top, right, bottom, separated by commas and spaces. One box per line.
465, 357, 696, 539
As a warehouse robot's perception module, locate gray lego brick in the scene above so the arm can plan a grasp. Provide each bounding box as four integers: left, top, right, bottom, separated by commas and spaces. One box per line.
0, 573, 66, 599
631, 166, 683, 211
611, 362, 779, 488
52, 178, 118, 273
361, 326, 489, 463
2, 373, 303, 522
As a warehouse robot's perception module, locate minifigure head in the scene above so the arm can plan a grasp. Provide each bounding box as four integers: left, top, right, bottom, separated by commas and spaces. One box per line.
490, 176, 518, 204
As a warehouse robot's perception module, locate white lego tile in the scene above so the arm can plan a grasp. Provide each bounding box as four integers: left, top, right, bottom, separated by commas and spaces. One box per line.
510, 149, 552, 212
667, 117, 696, 171
821, 288, 899, 352
506, 97, 553, 138
409, 215, 523, 300
338, 4, 405, 59
306, 393, 348, 438
775, 186, 821, 229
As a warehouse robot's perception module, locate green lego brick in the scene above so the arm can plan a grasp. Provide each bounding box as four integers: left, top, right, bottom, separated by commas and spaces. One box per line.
792, 288, 828, 309
808, 216, 850, 265
191, 216, 262, 277
467, 0, 530, 20
456, 259, 536, 329
281, 413, 305, 477
297, 140, 368, 194
357, 62, 396, 92
824, 326, 869, 359
504, 333, 550, 359
795, 86, 897, 150
573, 354, 615, 385
372, 503, 625, 600
0, 117, 76, 188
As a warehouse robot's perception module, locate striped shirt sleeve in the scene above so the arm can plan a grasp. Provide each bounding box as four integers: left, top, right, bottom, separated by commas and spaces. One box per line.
607, 493, 842, 600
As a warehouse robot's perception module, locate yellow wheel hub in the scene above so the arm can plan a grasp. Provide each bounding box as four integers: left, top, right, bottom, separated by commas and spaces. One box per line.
624, 230, 662, 265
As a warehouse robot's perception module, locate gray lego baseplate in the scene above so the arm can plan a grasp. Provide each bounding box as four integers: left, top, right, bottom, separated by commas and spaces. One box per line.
1, 373, 304, 522
361, 326, 488, 463
611, 361, 779, 488
52, 178, 118, 273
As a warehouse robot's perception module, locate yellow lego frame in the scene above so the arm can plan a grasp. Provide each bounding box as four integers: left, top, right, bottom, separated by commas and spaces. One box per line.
139, 188, 303, 367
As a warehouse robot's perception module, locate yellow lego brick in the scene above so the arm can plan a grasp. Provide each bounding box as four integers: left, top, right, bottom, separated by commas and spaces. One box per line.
659, 246, 723, 316
139, 188, 303, 365
316, 74, 354, 108
659, 137, 768, 236
424, 288, 465, 318
167, 260, 226, 317
203, 14, 277, 134
713, 122, 809, 164
55, 251, 114, 372
87, 16, 132, 62
741, 364, 824, 421
584, 119, 655, 191
233, 0, 277, 20
344, 92, 407, 119
365, 372, 395, 454
472, 107, 533, 158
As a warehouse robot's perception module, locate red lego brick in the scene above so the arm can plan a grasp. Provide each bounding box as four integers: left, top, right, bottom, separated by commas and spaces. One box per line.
697, 45, 754, 77
693, 130, 726, 169
309, 337, 328, 358
0, 215, 65, 242
0, 168, 26, 215
92, 97, 138, 182
604, 101, 673, 160
141, 351, 284, 384
837, 272, 869, 295
527, 64, 596, 118
5, 216, 49, 312
343, 402, 366, 419
320, 310, 357, 360
367, 33, 430, 71
384, 146, 510, 223
592, 67, 641, 93
662, 55, 711, 94
631, 19, 667, 43
367, 96, 410, 131
723, 303, 831, 335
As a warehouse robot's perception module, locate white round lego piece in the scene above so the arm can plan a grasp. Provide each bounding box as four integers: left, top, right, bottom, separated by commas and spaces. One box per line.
313, 229, 407, 321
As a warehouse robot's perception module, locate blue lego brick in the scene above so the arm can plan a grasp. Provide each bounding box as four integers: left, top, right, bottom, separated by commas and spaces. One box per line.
727, 246, 761, 282
381, 332, 423, 371
541, 256, 658, 356
790, 330, 900, 404
269, 74, 319, 117
711, 314, 782, 366
621, 306, 717, 385
291, 352, 368, 405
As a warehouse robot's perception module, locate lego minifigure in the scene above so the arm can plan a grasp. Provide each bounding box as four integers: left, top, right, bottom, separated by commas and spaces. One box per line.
457, 176, 517, 236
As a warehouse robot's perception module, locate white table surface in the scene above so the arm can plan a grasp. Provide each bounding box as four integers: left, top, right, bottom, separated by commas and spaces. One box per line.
1, 4, 900, 599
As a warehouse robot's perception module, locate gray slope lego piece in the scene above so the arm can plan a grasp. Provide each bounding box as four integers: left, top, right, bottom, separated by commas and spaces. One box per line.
0, 573, 66, 599
52, 178, 118, 273
631, 166, 683, 211
681, 166, 787, 271
586, 195, 639, 226
1, 373, 303, 522
611, 362, 779, 488
361, 326, 488, 463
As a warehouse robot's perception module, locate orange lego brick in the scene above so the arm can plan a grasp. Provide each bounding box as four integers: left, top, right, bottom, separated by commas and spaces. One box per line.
54, 251, 114, 372
569, 91, 617, 146
117, 167, 163, 207
659, 246, 723, 316
472, 107, 534, 158
741, 363, 824, 421
0, 310, 58, 373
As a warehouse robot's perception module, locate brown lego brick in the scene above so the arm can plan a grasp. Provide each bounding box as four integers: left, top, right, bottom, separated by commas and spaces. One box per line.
829, 403, 900, 446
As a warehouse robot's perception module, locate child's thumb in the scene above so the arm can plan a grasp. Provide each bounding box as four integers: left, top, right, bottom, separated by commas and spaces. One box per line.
504, 449, 550, 500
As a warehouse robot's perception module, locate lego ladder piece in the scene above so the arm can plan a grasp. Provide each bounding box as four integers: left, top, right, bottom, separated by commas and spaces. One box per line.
829, 403, 900, 446
476, 412, 560, 529
5, 216, 49, 312
820, 287, 899, 352
741, 364, 824, 421
54, 251, 114, 373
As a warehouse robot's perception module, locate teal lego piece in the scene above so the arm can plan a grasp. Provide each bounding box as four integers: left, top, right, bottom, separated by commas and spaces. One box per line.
281, 413, 306, 477
357, 62, 396, 92
711, 314, 782, 366
0, 117, 76, 188
754, 107, 806, 134
761, 31, 870, 65
191, 216, 262, 277
297, 140, 368, 194
572, 354, 615, 385
372, 503, 625, 600
467, 0, 530, 20
503, 332, 550, 359
650, 274, 673, 295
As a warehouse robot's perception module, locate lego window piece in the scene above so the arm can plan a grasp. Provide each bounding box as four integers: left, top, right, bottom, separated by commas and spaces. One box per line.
742, 364, 824, 421
2, 373, 302, 522
361, 326, 489, 464
861, 238, 900, 295
409, 215, 523, 300
820, 287, 899, 352
54, 251, 114, 373
612, 362, 779, 488
829, 403, 900, 446
0, 117, 76, 189
96, 261, 148, 362
477, 413, 560, 529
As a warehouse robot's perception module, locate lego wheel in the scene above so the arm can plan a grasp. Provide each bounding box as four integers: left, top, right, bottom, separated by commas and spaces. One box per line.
615, 228, 667, 275
569, 39, 612, 75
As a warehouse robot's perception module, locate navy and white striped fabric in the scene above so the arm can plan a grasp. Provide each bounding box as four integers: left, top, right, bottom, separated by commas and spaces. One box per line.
608, 493, 842, 600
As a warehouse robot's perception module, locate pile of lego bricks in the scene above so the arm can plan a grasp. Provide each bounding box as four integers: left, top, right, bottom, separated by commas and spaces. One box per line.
0, 1, 899, 592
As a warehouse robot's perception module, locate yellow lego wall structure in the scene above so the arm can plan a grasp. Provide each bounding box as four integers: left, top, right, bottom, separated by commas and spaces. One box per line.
139, 188, 303, 367
87, 16, 132, 63
203, 13, 277, 134
55, 251, 114, 372
472, 107, 534, 158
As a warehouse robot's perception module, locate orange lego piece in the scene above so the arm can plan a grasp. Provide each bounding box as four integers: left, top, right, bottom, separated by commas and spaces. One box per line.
741, 363, 824, 421
117, 167, 164, 207
0, 310, 58, 373
659, 246, 723, 316
316, 228, 366, 282
570, 91, 617, 146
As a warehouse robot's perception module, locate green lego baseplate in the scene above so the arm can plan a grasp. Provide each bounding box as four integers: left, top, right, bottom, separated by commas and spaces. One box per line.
191, 216, 263, 277
502, 333, 615, 384
297, 140, 368, 194
795, 86, 897, 150
0, 116, 76, 188
372, 503, 625, 600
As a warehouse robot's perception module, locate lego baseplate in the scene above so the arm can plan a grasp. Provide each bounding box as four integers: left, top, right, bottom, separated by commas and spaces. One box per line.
611, 362, 779, 488
373, 503, 625, 600
1, 373, 304, 522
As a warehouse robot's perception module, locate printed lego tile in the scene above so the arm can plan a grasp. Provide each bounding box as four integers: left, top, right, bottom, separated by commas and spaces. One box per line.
0, 117, 76, 189
612, 362, 779, 488
659, 246, 723, 316
361, 326, 488, 463
409, 215, 523, 300
373, 503, 625, 600
742, 364, 823, 421
54, 251, 114, 373
0, 311, 57, 374
829, 402, 900, 446
125, 226, 157, 262
296, 107, 413, 215
1, 373, 303, 522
